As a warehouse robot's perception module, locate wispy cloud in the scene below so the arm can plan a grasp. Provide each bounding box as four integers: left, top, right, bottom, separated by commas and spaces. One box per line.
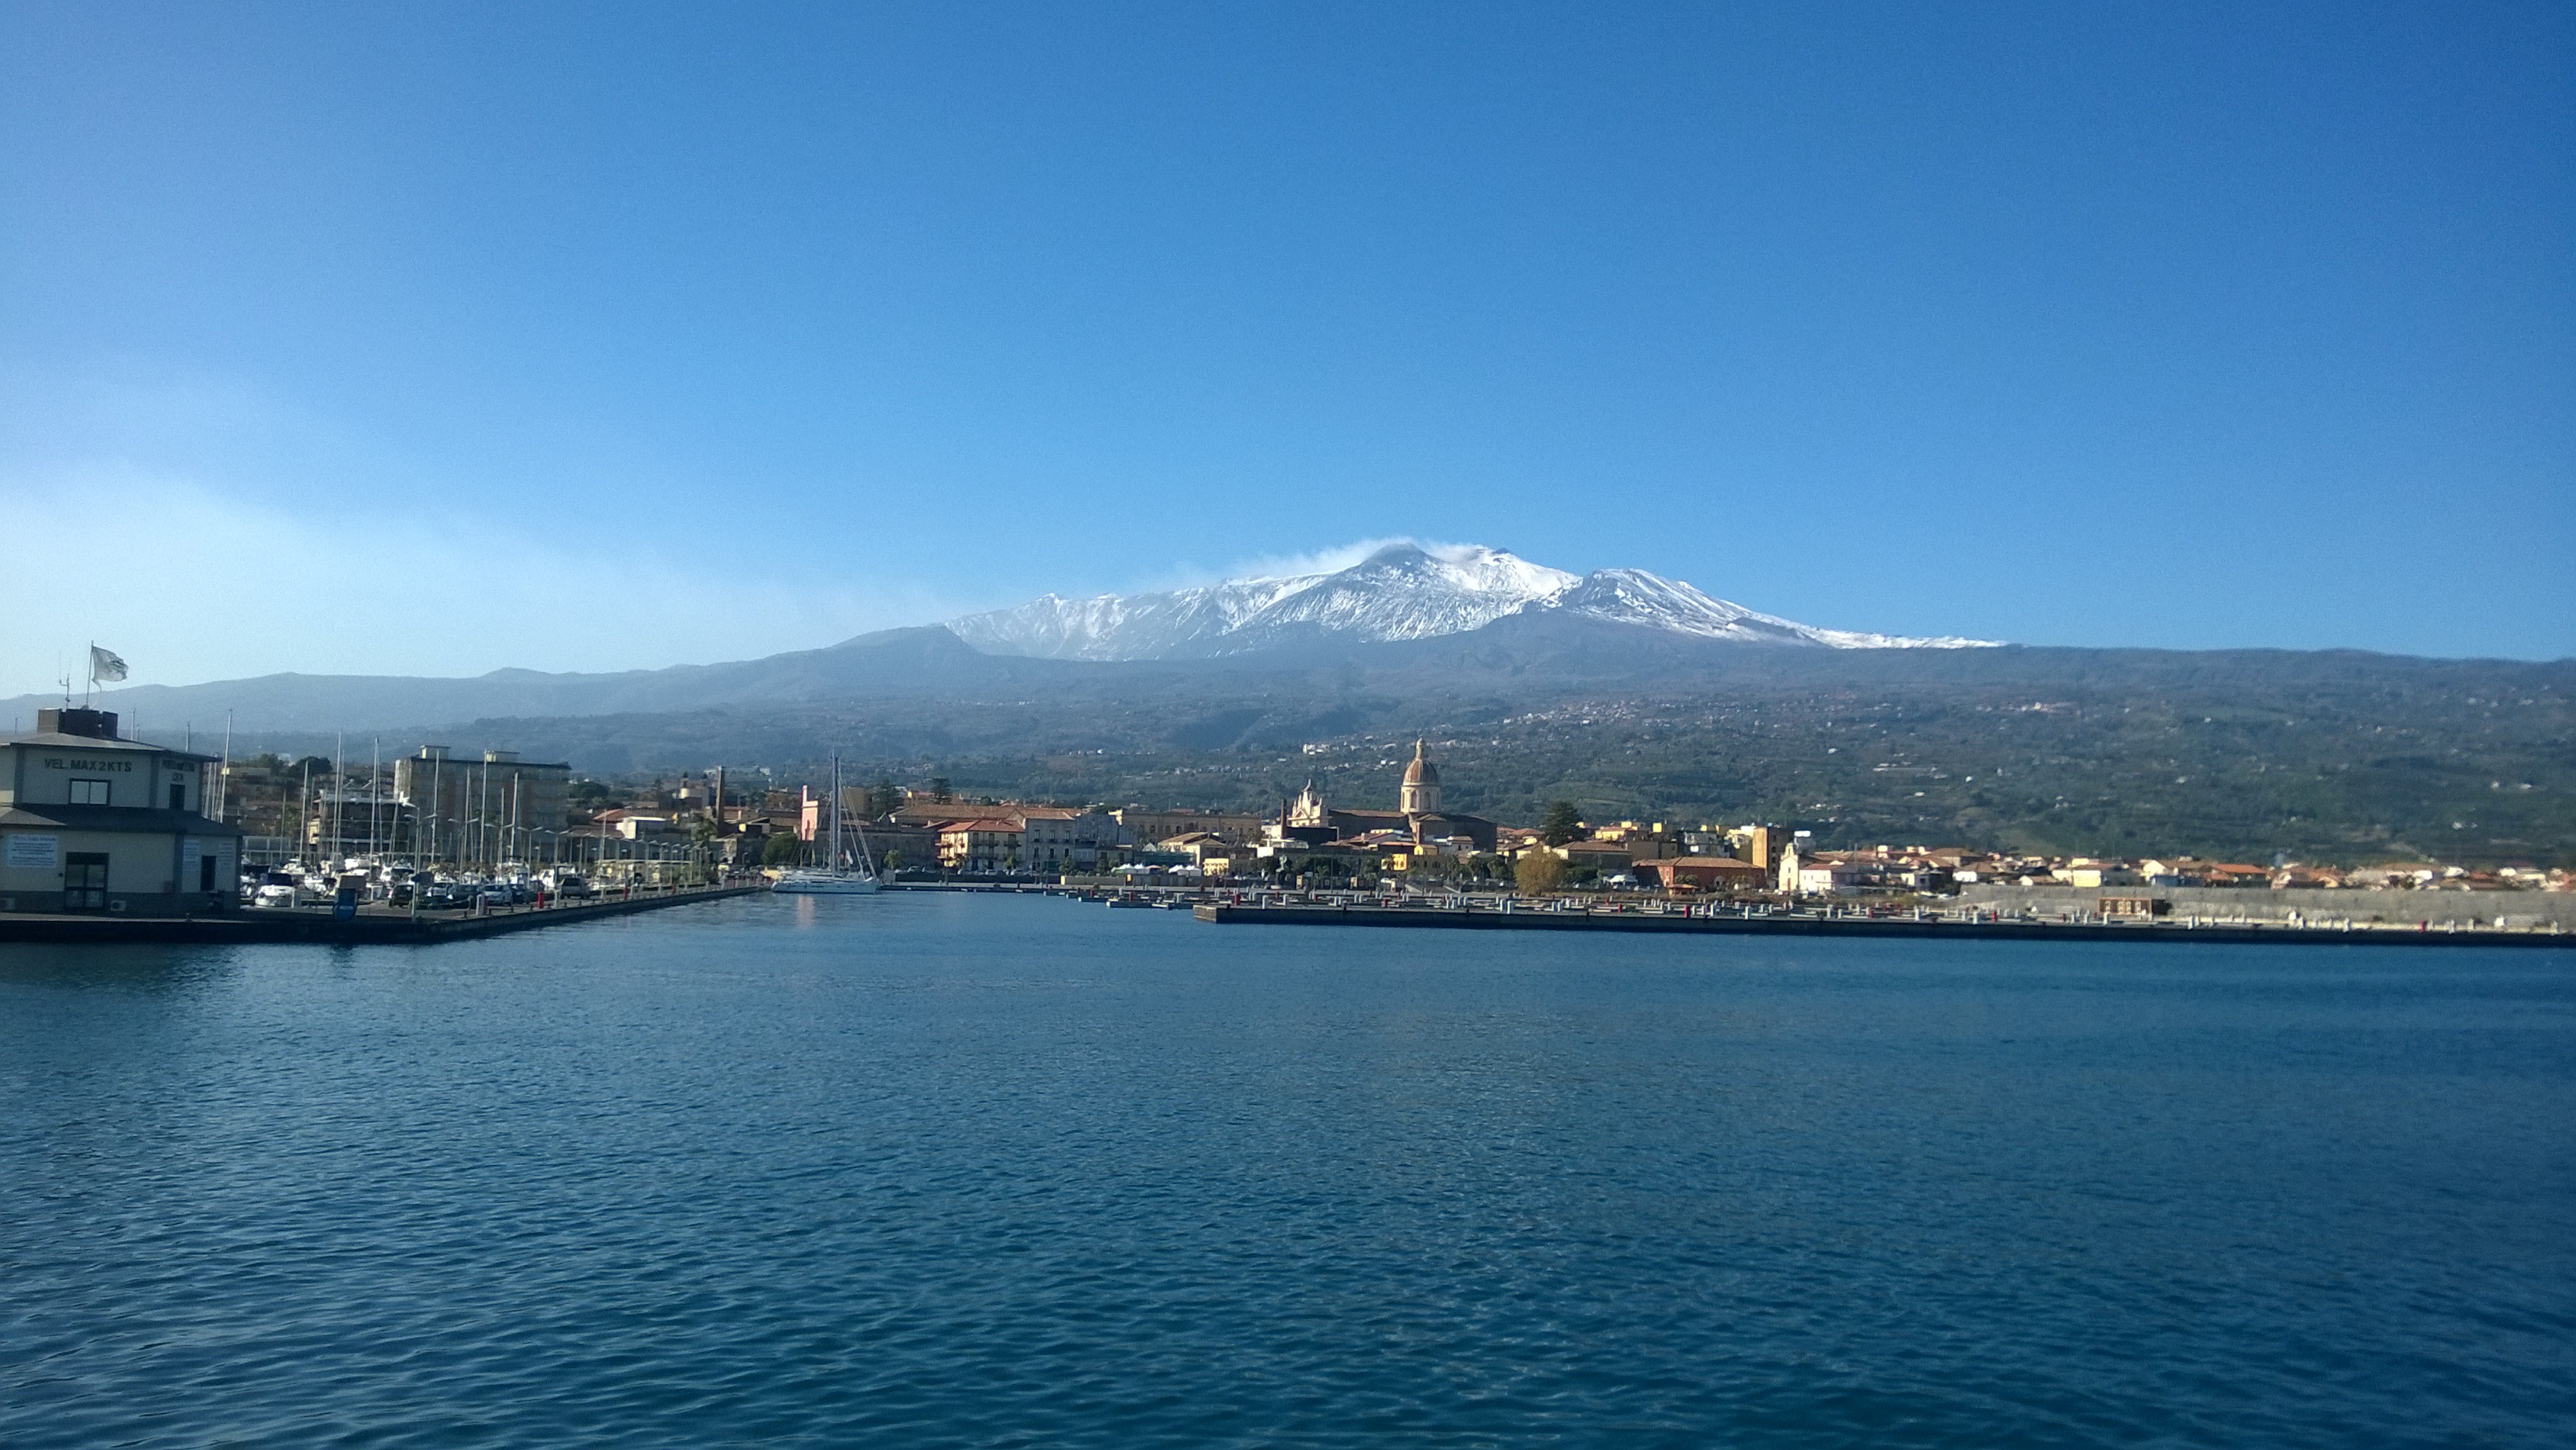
1144, 536, 1505, 591
0, 463, 962, 695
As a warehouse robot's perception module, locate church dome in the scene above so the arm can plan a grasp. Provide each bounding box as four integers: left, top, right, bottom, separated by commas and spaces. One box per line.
1403, 740, 1440, 786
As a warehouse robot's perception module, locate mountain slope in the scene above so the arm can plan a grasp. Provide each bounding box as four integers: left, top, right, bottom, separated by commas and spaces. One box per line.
0, 626, 1079, 737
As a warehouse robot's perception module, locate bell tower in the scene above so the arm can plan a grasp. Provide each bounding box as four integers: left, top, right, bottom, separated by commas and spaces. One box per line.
1399, 739, 1441, 816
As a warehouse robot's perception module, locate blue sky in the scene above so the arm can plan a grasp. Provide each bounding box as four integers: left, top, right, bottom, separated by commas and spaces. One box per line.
4, 1, 2569, 692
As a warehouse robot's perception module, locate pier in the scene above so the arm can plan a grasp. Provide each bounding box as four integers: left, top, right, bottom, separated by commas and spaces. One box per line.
1189, 900, 2576, 949
0, 882, 765, 945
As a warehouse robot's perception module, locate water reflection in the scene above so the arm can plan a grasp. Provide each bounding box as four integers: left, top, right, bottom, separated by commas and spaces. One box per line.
0, 942, 247, 995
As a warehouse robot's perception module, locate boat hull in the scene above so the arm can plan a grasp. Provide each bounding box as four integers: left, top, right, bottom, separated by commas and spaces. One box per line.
771, 873, 882, 895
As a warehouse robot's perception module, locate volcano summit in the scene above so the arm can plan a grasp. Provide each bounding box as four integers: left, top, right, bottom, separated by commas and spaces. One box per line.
946, 544, 1996, 660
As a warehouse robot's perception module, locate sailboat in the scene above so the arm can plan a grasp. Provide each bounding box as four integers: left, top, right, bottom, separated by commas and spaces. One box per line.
772, 756, 883, 895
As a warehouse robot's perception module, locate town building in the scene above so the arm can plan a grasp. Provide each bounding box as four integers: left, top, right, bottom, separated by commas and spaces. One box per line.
1556, 840, 1635, 875
0, 708, 240, 915
1636, 856, 1772, 892
936, 817, 1027, 871
1017, 807, 1128, 871
392, 746, 572, 868
1268, 742, 1499, 859
1730, 825, 1789, 871
305, 785, 414, 860
1114, 807, 1264, 844
859, 821, 941, 872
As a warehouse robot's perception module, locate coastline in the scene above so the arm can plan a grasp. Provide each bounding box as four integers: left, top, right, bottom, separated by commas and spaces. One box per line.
1189, 900, 2576, 949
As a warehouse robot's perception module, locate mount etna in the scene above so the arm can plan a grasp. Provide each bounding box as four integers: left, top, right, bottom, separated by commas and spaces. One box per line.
13, 545, 2569, 865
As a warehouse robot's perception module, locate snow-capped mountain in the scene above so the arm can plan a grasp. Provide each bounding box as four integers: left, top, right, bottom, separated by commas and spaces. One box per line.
947, 544, 1995, 660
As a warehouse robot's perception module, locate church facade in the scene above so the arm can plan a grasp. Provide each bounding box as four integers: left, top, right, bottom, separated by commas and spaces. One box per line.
1271, 740, 1498, 856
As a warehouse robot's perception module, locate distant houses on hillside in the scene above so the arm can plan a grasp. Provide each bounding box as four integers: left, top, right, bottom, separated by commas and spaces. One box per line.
175, 734, 2572, 906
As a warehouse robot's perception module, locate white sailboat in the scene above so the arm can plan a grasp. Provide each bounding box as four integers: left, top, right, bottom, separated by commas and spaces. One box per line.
772, 755, 882, 895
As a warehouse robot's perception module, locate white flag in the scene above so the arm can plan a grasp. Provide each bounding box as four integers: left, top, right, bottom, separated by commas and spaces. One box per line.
88, 646, 128, 683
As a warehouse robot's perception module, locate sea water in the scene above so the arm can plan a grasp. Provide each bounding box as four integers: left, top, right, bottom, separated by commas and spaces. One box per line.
3, 892, 2570, 1447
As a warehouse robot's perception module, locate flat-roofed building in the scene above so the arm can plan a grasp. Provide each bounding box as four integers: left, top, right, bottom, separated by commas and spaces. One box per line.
0, 708, 240, 915
1114, 808, 1264, 844
392, 746, 571, 868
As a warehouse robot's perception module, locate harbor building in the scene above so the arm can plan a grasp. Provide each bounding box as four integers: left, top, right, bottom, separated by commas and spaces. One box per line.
0, 708, 240, 915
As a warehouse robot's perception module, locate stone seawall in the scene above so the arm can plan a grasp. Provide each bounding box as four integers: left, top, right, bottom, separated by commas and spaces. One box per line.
1957, 883, 2576, 930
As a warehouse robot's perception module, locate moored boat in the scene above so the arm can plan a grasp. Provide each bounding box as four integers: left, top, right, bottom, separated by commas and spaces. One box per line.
773, 755, 882, 895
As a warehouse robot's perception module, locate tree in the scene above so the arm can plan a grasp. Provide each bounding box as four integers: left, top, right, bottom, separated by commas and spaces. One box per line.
871, 777, 899, 816
761, 834, 803, 866
1515, 851, 1566, 895
929, 776, 953, 802
1540, 800, 1584, 845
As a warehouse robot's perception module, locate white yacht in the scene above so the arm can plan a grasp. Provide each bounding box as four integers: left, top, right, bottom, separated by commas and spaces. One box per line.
772, 755, 883, 895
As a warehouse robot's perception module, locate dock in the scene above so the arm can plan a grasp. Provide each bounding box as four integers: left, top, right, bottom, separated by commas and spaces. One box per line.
1189, 900, 2575, 949
0, 883, 766, 945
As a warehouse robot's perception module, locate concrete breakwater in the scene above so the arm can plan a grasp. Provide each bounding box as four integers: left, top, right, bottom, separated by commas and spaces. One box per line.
0, 884, 766, 945
1191, 901, 2574, 948
1956, 883, 2576, 932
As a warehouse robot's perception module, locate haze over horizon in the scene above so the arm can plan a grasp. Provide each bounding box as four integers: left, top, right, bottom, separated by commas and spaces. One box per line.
5, 2, 2570, 697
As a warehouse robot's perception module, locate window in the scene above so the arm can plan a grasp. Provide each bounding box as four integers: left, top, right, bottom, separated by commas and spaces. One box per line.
68, 778, 110, 806
64, 853, 107, 910
170, 782, 186, 811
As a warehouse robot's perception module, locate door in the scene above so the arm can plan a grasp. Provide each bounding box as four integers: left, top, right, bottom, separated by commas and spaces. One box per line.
64, 853, 108, 911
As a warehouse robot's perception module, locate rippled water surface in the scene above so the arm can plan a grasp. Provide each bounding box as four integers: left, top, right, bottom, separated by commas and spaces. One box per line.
4, 892, 2572, 1447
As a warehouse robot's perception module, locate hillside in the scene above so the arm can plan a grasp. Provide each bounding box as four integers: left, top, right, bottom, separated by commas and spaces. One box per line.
168, 629, 2575, 869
